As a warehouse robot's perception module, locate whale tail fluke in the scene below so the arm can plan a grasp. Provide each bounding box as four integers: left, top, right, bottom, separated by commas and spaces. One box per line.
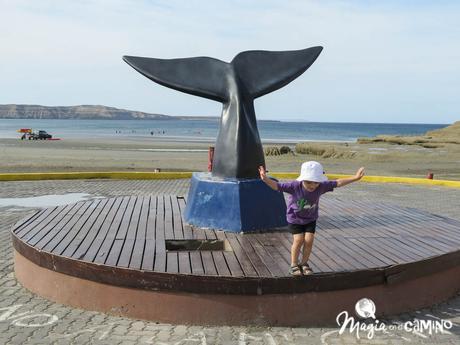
122, 55, 229, 102
123, 46, 322, 102
231, 46, 323, 99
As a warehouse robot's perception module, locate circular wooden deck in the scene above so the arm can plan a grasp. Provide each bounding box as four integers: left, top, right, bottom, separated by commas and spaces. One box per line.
11, 195, 460, 326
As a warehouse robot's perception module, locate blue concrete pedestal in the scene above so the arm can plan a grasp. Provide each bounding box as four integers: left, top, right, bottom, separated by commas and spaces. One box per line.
184, 172, 287, 232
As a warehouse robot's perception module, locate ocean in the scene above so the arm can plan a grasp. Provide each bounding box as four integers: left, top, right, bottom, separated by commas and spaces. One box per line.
0, 119, 447, 143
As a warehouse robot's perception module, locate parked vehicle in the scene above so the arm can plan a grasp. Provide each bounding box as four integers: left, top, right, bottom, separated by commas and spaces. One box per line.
18, 129, 53, 140
34, 130, 52, 140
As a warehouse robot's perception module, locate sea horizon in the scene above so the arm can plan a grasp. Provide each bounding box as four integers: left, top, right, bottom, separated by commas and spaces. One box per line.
0, 118, 448, 143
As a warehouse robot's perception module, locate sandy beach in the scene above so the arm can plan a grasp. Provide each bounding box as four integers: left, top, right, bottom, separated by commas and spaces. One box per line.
1, 136, 459, 180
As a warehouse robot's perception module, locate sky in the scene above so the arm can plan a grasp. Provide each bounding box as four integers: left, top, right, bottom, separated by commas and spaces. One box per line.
1, 0, 459, 123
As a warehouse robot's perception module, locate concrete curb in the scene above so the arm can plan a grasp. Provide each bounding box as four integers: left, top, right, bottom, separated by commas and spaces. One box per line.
0, 171, 459, 188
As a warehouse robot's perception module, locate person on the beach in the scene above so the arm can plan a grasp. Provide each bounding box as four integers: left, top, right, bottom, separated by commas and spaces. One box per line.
259, 161, 365, 276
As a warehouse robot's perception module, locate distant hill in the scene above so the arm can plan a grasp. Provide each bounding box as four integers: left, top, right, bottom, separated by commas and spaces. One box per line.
0, 104, 282, 122
0, 104, 175, 120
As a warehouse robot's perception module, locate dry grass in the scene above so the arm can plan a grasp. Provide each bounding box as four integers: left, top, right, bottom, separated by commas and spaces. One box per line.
295, 143, 357, 159
358, 121, 460, 147
264, 146, 293, 156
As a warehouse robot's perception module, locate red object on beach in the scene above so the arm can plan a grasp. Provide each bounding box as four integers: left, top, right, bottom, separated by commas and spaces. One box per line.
427, 172, 434, 179
208, 146, 215, 172
47, 138, 61, 141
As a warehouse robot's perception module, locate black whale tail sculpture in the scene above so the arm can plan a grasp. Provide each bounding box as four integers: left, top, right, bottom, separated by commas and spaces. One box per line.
123, 46, 323, 179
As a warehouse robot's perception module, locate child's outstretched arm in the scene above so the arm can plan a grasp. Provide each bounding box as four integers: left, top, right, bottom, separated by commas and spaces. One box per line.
259, 166, 279, 191
336, 167, 365, 187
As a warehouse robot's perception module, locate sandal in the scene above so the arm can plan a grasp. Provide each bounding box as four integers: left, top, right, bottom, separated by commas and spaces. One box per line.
300, 262, 313, 275
289, 265, 303, 277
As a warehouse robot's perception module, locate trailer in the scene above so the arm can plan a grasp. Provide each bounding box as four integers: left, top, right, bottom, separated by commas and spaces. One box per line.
18, 129, 53, 140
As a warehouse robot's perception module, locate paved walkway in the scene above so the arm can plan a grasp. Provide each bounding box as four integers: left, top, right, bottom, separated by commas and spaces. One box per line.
0, 179, 459, 344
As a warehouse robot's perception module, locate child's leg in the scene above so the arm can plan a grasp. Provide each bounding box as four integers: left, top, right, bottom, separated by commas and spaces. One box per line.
301, 232, 315, 264
291, 233, 304, 266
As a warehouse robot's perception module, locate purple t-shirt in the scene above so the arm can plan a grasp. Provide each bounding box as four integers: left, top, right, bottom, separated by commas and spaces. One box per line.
277, 180, 337, 224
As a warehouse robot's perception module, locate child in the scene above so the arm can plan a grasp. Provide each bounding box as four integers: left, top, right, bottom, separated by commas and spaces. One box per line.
259, 161, 365, 276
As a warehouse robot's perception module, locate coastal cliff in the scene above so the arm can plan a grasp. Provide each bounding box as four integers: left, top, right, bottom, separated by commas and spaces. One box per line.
0, 104, 173, 120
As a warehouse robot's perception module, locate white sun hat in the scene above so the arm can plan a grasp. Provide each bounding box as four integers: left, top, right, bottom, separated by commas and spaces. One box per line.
296, 161, 328, 182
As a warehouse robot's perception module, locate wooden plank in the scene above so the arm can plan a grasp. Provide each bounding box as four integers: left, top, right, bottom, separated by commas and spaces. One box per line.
178, 252, 191, 274
324, 202, 416, 268
215, 231, 244, 277
48, 200, 103, 254
31, 202, 88, 249
106, 239, 124, 266
11, 210, 44, 234
314, 235, 362, 271
235, 234, 270, 277
372, 237, 420, 262
223, 232, 258, 277
167, 252, 179, 273
142, 240, 156, 271
199, 224, 230, 276
211, 248, 231, 276
163, 196, 179, 274
153, 195, 166, 272
171, 196, 184, 240
177, 197, 195, 240
260, 232, 294, 277
190, 251, 205, 275
130, 197, 151, 269
21, 205, 73, 242
349, 200, 459, 256
92, 196, 131, 264
70, 198, 117, 260
386, 237, 435, 259
398, 235, 447, 256
83, 197, 125, 262
418, 220, 460, 244
247, 233, 287, 277
365, 200, 460, 243
312, 238, 345, 272
201, 251, 218, 275
103, 196, 137, 266
164, 195, 175, 239
332, 235, 389, 268
350, 237, 399, 265
118, 196, 144, 268
265, 232, 291, 267
111, 196, 138, 240
63, 198, 114, 258
171, 196, 191, 274
115, 196, 139, 240
142, 196, 156, 271
14, 207, 58, 238
404, 234, 456, 253
145, 196, 156, 241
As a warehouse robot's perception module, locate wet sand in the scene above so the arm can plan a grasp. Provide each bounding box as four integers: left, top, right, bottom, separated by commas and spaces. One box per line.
0, 137, 459, 180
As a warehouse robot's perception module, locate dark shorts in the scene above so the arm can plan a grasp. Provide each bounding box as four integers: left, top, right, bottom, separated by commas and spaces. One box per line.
288, 221, 317, 235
